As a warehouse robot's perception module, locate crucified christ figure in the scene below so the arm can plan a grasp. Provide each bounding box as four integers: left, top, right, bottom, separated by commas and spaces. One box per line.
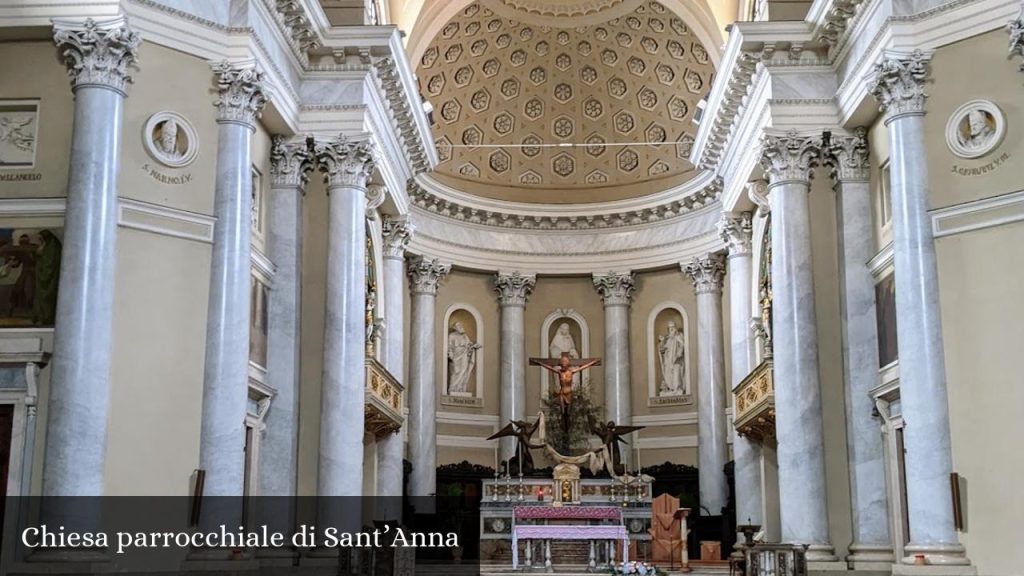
529, 352, 601, 431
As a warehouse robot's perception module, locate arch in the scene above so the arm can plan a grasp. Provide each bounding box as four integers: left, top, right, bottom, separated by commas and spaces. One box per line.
442, 302, 486, 405
539, 308, 591, 400
646, 300, 692, 404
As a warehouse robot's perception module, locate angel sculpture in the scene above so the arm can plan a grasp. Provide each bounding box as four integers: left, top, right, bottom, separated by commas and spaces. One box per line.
487, 416, 545, 475
589, 415, 645, 476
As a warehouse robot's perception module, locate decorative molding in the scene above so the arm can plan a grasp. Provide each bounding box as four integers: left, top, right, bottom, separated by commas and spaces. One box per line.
437, 434, 499, 449
592, 271, 635, 306
632, 412, 698, 427
693, 52, 760, 171
636, 435, 698, 450
759, 129, 822, 185
0, 198, 65, 217
436, 411, 500, 429
52, 17, 141, 95
718, 212, 753, 257
825, 126, 870, 182
406, 255, 450, 295
269, 134, 314, 188
930, 189, 1024, 238
250, 248, 276, 283
211, 60, 270, 127
866, 49, 932, 123
373, 57, 430, 175
747, 180, 770, 218
813, 0, 867, 47
117, 197, 216, 244
381, 214, 414, 259
494, 272, 537, 307
868, 241, 894, 280
683, 254, 726, 295
313, 134, 375, 189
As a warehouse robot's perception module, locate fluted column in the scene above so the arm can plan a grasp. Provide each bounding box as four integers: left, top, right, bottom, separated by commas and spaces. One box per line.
257, 136, 313, 541
494, 272, 537, 461
592, 271, 635, 471
197, 62, 268, 505
759, 130, 835, 561
826, 129, 894, 568
868, 51, 969, 566
378, 216, 414, 519
719, 212, 763, 531
684, 255, 729, 516
312, 136, 375, 503
43, 17, 139, 507
407, 256, 450, 497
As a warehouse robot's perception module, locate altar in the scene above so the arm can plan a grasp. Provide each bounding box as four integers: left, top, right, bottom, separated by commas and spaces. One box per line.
479, 477, 653, 569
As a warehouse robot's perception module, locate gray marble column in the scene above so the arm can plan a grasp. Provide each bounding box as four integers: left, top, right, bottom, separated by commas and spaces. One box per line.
258, 136, 313, 541
197, 62, 268, 504
684, 254, 729, 516
407, 256, 450, 497
868, 51, 969, 566
494, 272, 536, 462
378, 215, 414, 519
592, 272, 635, 471
826, 129, 895, 568
43, 18, 139, 503
719, 212, 763, 531
759, 130, 835, 561
312, 136, 375, 501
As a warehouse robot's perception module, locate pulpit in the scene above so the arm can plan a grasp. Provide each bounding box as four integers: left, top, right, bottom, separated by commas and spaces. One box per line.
649, 494, 686, 567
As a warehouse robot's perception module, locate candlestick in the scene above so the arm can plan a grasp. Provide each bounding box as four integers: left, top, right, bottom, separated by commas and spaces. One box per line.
517, 474, 524, 502
493, 470, 500, 502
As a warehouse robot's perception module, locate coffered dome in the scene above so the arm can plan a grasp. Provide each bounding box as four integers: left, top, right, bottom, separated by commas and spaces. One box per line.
416, 0, 715, 204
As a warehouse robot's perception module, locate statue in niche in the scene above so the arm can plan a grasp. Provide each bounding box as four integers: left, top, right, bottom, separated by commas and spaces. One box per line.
658, 320, 687, 396
957, 108, 996, 152
446, 321, 480, 396
549, 322, 579, 359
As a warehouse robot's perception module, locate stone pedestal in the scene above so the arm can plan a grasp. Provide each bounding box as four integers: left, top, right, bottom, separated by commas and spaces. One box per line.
592, 272, 635, 471
683, 255, 729, 516
406, 256, 450, 497
494, 272, 536, 461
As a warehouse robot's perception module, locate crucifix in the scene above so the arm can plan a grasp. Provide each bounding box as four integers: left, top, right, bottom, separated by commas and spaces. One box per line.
529, 352, 601, 431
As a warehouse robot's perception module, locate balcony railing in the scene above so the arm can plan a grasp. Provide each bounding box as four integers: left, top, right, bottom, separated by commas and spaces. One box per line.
733, 359, 775, 443
365, 357, 403, 437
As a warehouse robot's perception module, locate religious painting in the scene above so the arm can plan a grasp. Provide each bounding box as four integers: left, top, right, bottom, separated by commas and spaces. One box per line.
875, 272, 898, 368
442, 305, 483, 407
648, 304, 692, 407
249, 276, 269, 368
545, 315, 587, 393
0, 101, 38, 168
0, 227, 62, 327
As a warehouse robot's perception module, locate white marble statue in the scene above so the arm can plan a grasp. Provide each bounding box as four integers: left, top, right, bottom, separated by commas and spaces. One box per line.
958, 109, 995, 152
156, 118, 183, 160
658, 320, 687, 395
548, 322, 579, 359
447, 321, 480, 396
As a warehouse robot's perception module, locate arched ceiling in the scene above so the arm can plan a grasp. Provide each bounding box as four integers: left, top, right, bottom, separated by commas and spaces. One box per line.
415, 0, 717, 204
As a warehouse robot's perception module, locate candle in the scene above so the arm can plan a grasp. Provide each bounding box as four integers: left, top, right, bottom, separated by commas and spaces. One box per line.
494, 444, 499, 473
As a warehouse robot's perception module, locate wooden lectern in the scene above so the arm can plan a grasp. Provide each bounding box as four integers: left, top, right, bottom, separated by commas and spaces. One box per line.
649, 494, 690, 571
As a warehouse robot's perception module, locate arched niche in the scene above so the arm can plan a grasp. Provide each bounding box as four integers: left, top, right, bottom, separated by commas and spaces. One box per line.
442, 303, 485, 407
366, 218, 385, 362
539, 308, 591, 399
646, 301, 693, 406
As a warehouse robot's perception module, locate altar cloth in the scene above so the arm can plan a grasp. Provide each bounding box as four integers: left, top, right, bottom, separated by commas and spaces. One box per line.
513, 505, 623, 521
511, 525, 628, 569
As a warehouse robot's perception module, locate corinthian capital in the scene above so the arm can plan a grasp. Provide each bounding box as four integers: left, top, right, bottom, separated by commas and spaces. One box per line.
867, 50, 931, 122
759, 130, 822, 185
592, 272, 635, 306
269, 135, 314, 188
53, 17, 141, 94
211, 61, 269, 126
494, 272, 536, 307
382, 215, 414, 259
407, 255, 450, 296
825, 127, 870, 182
718, 212, 754, 257
1009, 7, 1024, 71
683, 254, 727, 295
313, 135, 375, 189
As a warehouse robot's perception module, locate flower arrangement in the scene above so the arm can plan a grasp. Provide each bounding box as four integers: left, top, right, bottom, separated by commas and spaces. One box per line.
608, 561, 665, 576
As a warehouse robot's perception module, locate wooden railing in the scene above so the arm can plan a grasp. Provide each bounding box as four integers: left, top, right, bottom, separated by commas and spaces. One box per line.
733, 359, 775, 443
365, 357, 403, 437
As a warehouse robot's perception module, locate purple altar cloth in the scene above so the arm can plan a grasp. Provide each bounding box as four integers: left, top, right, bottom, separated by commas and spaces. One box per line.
511, 525, 628, 569
513, 505, 622, 521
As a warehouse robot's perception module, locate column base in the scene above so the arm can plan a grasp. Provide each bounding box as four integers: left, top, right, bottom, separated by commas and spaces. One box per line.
848, 543, 896, 570
902, 543, 971, 567
805, 543, 839, 563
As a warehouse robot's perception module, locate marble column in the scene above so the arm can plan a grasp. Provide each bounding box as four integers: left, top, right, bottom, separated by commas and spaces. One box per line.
592, 272, 635, 471
312, 136, 375, 502
43, 17, 138, 514
493, 272, 537, 462
378, 215, 414, 519
683, 255, 729, 516
407, 256, 450, 497
719, 213, 763, 530
257, 136, 312, 542
759, 130, 835, 561
196, 62, 268, 504
868, 51, 969, 566
826, 129, 894, 568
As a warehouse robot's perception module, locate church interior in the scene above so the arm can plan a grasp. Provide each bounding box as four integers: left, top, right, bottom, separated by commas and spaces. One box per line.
0, 0, 1020, 574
